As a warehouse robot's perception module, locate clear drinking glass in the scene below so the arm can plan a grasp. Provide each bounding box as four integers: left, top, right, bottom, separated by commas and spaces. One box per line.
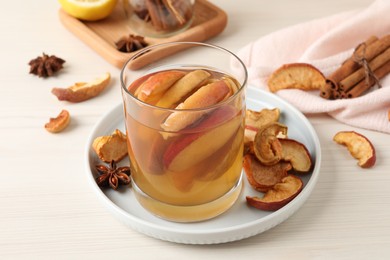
120, 42, 247, 222
126, 0, 195, 38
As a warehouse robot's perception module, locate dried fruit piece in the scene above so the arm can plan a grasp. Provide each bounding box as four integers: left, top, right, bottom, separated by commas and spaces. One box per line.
161, 80, 232, 132
44, 109, 70, 133
52, 72, 111, 102
333, 131, 376, 168
243, 154, 291, 192
93, 129, 128, 163
137, 70, 186, 104
116, 34, 148, 53
156, 69, 211, 108
244, 108, 281, 144
246, 174, 303, 211
279, 139, 312, 172
268, 63, 326, 92
253, 122, 288, 165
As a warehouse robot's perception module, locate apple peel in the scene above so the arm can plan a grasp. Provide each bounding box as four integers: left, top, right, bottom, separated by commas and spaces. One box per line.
246, 174, 303, 211
52, 72, 111, 102
333, 131, 376, 168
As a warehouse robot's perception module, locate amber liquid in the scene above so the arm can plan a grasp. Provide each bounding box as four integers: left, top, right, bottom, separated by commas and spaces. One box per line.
124, 67, 244, 222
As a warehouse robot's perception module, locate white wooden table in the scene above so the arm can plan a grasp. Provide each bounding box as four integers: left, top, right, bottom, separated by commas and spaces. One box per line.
2, 0, 389, 259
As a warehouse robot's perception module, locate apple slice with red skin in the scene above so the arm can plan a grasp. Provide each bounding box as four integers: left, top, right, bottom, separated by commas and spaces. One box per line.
246, 174, 303, 211
161, 79, 232, 132
243, 153, 291, 192
129, 72, 157, 95
137, 70, 186, 104
156, 69, 211, 108
333, 131, 376, 168
279, 138, 312, 173
163, 105, 241, 172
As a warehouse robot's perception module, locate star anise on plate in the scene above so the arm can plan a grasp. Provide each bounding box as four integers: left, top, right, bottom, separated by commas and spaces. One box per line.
28, 53, 65, 78
95, 160, 131, 190
115, 34, 148, 53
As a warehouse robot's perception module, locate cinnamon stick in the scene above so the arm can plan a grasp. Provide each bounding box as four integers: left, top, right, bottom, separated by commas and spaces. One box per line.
163, 0, 186, 26
321, 35, 390, 99
320, 36, 378, 99
145, 0, 164, 31
346, 59, 390, 98
325, 36, 379, 89
340, 47, 390, 92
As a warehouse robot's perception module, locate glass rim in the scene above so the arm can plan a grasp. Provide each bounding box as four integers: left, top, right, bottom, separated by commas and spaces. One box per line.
120, 41, 248, 112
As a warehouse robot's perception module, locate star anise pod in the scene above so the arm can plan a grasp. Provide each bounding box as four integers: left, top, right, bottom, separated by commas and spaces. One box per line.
95, 160, 131, 190
28, 53, 65, 78
115, 34, 148, 53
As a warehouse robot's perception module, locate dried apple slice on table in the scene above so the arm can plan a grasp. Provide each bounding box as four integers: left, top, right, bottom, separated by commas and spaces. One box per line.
246, 174, 304, 211
52, 72, 111, 102
333, 131, 376, 168
44, 109, 71, 133
267, 63, 326, 92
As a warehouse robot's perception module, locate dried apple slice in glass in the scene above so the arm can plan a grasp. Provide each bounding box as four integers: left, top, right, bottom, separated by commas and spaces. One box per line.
161, 79, 232, 132
156, 69, 211, 108
137, 70, 186, 104
162, 106, 241, 172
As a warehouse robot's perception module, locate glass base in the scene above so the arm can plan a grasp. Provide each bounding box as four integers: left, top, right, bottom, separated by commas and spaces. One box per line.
132, 173, 243, 223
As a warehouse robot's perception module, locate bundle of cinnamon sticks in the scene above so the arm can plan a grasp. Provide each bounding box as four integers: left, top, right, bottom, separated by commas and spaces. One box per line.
132, 0, 193, 32
320, 34, 390, 99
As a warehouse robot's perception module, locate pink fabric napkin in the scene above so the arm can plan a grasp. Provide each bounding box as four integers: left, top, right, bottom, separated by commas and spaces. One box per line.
235, 0, 390, 133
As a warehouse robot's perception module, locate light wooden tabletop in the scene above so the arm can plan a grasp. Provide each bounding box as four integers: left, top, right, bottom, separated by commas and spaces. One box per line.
2, 0, 389, 259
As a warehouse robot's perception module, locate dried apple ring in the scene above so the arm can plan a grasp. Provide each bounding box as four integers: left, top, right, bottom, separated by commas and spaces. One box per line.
253, 122, 288, 165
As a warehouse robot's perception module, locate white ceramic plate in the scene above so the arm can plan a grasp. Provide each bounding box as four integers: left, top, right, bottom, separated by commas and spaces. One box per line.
85, 86, 321, 244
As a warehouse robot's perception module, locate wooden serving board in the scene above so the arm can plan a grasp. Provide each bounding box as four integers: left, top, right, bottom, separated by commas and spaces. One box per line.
58, 0, 227, 69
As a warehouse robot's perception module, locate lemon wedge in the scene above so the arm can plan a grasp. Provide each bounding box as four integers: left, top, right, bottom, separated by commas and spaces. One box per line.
59, 0, 117, 21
